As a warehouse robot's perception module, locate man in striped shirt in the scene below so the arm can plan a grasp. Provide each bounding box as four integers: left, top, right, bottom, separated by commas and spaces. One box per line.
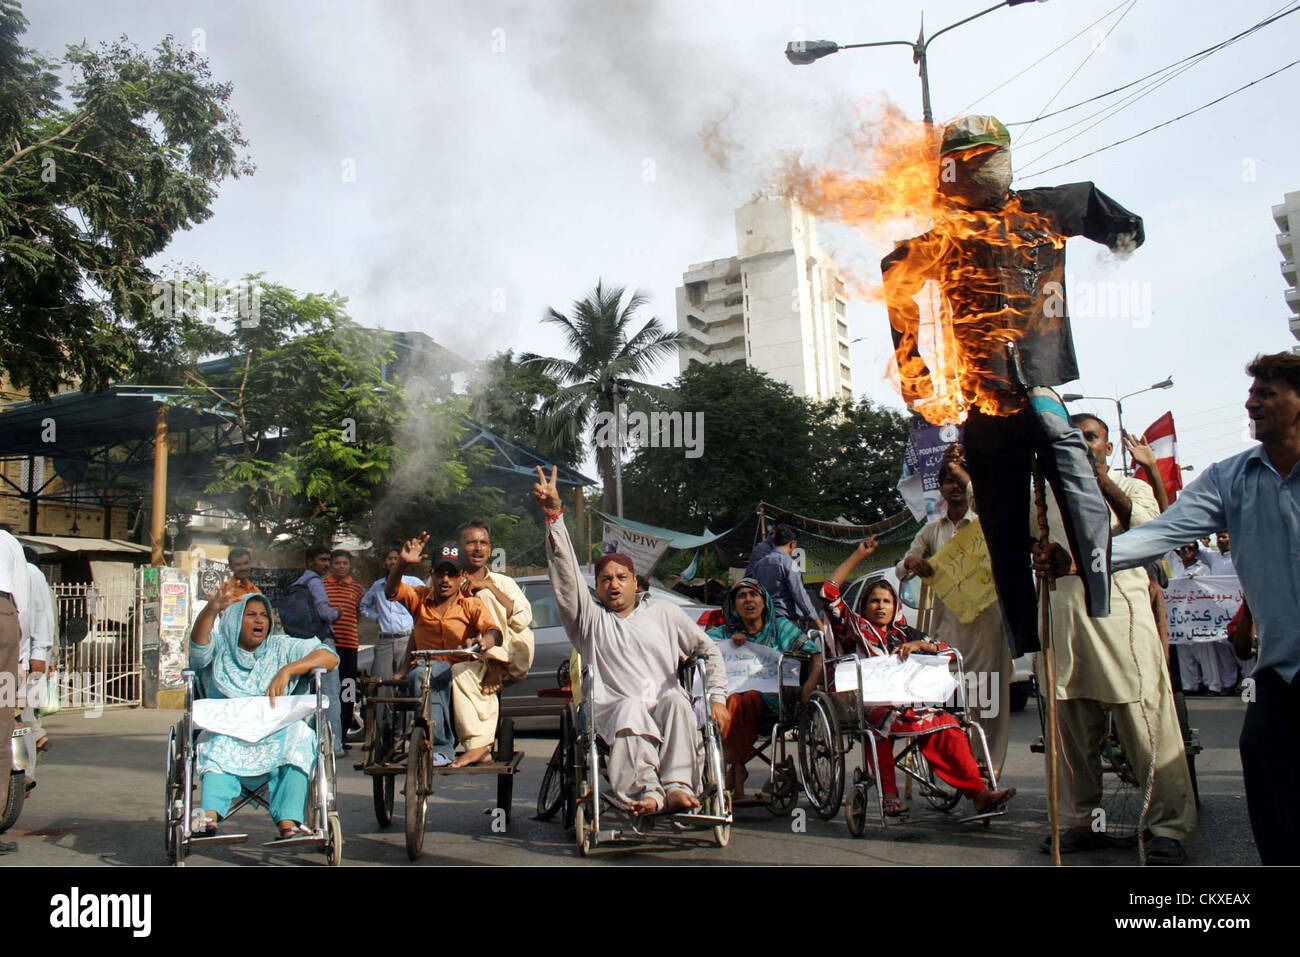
323, 550, 365, 746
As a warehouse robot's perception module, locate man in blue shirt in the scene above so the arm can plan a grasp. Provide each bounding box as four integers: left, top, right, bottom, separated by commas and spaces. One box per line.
361, 547, 426, 680
1036, 353, 1300, 863
751, 524, 822, 630
293, 545, 343, 755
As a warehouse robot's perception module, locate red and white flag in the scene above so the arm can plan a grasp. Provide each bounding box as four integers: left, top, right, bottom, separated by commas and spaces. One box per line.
1135, 411, 1183, 502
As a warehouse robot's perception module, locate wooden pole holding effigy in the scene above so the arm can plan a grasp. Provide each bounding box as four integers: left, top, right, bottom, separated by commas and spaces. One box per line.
1033, 457, 1062, 867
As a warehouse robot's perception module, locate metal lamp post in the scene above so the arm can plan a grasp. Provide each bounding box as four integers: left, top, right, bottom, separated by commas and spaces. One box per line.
1062, 377, 1174, 472
785, 0, 1047, 127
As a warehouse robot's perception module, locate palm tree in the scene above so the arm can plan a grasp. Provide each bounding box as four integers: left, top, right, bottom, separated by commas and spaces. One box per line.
521, 281, 685, 514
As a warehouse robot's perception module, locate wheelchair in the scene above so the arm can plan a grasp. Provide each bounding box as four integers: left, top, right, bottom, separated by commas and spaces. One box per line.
827, 642, 1005, 836
727, 632, 843, 820
357, 648, 521, 860
163, 666, 342, 866
569, 655, 733, 856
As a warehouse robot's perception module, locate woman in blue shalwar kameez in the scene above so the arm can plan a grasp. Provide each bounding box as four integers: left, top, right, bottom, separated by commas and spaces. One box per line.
189, 579, 339, 838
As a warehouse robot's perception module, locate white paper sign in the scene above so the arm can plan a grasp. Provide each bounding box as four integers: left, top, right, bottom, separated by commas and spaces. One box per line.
832, 654, 957, 706
713, 638, 801, 696
1163, 575, 1244, 645
193, 694, 321, 743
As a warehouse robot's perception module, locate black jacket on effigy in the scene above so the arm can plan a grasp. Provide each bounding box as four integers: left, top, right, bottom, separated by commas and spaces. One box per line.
882, 182, 1144, 398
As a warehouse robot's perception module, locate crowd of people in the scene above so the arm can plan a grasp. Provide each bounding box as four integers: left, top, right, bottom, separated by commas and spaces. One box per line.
1, 349, 1295, 866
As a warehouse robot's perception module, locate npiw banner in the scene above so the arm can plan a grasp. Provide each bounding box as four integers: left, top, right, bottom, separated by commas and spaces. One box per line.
600, 520, 671, 575
1163, 575, 1244, 644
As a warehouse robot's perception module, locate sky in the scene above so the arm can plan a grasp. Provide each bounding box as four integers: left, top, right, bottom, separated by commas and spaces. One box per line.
22, 0, 1300, 476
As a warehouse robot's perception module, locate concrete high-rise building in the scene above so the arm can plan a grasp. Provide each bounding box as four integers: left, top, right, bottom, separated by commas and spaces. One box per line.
1274, 190, 1300, 343
675, 196, 853, 403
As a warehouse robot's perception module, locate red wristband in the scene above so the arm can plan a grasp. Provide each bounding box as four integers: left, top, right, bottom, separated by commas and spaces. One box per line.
544, 507, 566, 524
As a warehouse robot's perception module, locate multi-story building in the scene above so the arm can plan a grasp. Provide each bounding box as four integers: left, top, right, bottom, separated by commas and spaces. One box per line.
676, 196, 853, 403
1274, 190, 1300, 344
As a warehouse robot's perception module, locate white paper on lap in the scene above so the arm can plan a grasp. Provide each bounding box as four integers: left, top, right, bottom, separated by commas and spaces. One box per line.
193, 695, 321, 743
713, 638, 801, 696
832, 655, 957, 706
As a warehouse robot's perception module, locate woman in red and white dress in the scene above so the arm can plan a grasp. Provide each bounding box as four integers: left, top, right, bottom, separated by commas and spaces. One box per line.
821, 539, 1016, 817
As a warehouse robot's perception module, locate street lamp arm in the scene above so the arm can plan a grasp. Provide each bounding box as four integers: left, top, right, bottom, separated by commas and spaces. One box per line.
837, 40, 919, 51
927, 1, 1019, 49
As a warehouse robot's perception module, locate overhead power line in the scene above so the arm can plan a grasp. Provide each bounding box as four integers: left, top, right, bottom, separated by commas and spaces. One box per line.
1018, 57, 1300, 178
1004, 1, 1300, 127
960, 0, 1132, 113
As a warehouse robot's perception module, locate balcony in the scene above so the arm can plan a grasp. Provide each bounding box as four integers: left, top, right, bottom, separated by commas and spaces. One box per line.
1291, 314, 1300, 341
1282, 260, 1297, 285
1288, 288, 1300, 315
1279, 234, 1294, 259
1275, 203, 1291, 233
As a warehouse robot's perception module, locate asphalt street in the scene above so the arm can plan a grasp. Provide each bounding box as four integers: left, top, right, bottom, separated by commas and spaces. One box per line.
3, 694, 1257, 866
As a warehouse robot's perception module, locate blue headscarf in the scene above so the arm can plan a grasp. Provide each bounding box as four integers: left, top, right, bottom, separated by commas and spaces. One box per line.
192, 593, 329, 701
707, 578, 814, 655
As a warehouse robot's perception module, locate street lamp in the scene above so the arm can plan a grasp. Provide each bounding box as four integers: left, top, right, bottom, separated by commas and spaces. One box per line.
784, 1, 1047, 127
1061, 376, 1175, 473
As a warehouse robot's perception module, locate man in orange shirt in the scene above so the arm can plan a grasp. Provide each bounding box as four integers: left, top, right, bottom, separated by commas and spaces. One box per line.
227, 547, 259, 599
323, 549, 365, 747
387, 536, 502, 766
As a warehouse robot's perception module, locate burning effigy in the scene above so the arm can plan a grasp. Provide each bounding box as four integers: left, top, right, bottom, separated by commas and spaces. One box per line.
784, 111, 1145, 655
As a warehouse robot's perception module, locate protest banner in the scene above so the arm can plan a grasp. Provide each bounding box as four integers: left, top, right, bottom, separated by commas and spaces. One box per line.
713, 638, 801, 696
601, 520, 671, 575
832, 654, 958, 706
926, 518, 996, 624
1163, 575, 1244, 644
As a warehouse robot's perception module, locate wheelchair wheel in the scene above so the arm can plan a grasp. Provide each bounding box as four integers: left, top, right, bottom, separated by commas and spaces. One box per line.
798, 691, 844, 820
910, 750, 961, 812
163, 725, 187, 865
765, 762, 799, 817
325, 811, 343, 866
707, 788, 732, 847
573, 799, 592, 857
845, 785, 868, 838
404, 725, 430, 860
373, 774, 395, 828
536, 738, 567, 822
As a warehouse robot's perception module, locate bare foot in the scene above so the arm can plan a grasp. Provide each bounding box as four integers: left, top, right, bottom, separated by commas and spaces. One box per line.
628, 795, 662, 817
972, 786, 1016, 815
730, 764, 748, 800
664, 788, 700, 813
450, 745, 493, 768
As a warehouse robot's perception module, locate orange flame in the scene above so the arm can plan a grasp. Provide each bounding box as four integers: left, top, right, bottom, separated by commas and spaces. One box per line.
780, 100, 1066, 425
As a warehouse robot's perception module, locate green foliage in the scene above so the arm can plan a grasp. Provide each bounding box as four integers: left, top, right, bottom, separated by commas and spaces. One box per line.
0, 1, 253, 400
623, 361, 908, 530
520, 280, 685, 511
468, 349, 578, 465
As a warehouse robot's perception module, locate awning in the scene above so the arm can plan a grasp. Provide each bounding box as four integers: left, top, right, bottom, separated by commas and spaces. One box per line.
17, 535, 153, 558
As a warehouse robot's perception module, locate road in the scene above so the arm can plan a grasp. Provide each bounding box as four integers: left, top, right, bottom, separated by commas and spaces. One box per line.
3, 694, 1258, 866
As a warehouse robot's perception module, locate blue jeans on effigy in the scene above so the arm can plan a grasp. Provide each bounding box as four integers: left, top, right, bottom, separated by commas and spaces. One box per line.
407, 661, 455, 762
964, 390, 1113, 657
319, 637, 344, 756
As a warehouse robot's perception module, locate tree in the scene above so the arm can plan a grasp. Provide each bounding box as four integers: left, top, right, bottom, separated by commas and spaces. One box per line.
0, 2, 253, 400
520, 281, 685, 512
467, 349, 578, 465
179, 280, 466, 546
621, 362, 818, 530
807, 397, 909, 524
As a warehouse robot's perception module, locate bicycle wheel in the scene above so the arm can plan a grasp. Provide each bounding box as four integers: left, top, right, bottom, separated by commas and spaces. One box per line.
536, 738, 567, 821
404, 725, 429, 860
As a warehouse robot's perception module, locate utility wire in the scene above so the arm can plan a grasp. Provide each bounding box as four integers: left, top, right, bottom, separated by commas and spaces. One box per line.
1016, 0, 1140, 142
1017, 58, 1300, 178
1015, 0, 1300, 160
1004, 0, 1300, 127
959, 0, 1132, 113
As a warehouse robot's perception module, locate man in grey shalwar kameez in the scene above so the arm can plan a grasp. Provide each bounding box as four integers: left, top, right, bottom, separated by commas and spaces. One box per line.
533, 467, 729, 815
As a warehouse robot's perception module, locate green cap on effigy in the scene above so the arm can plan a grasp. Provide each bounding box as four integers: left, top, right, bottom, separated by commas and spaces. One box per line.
940, 115, 1011, 155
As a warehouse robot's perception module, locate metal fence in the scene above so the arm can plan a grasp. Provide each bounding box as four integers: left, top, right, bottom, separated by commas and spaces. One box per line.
50, 578, 143, 710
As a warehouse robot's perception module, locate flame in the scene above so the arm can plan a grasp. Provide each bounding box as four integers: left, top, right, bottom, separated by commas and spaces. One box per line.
779, 100, 1066, 425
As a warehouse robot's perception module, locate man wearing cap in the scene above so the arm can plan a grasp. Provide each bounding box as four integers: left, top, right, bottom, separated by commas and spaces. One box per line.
386, 535, 502, 766
882, 113, 1145, 659
533, 467, 729, 815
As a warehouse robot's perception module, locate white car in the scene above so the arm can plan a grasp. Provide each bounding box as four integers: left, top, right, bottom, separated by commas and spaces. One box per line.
839, 567, 1035, 711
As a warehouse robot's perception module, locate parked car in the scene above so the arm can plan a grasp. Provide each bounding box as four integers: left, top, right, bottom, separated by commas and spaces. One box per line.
840, 567, 1034, 712
357, 575, 717, 732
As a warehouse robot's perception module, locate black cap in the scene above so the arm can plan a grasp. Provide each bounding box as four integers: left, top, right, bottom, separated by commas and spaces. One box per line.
432, 541, 461, 572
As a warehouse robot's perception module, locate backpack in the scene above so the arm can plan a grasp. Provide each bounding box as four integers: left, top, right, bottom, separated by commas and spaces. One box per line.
276, 578, 329, 639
